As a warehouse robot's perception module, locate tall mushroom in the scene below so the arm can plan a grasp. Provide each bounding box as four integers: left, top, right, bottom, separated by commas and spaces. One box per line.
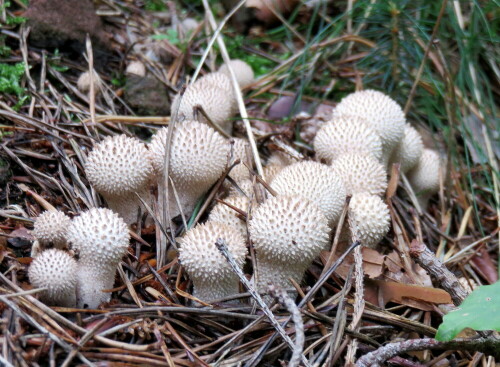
249, 195, 330, 298
28, 249, 78, 307
66, 208, 130, 309
149, 120, 229, 219
85, 134, 153, 225
178, 222, 247, 302
407, 149, 441, 208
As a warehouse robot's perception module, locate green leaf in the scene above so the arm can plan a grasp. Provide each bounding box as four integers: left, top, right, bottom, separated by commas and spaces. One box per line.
436, 282, 500, 341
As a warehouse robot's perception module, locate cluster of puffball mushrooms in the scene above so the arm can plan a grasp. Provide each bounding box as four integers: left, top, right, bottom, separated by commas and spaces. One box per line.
28, 59, 442, 308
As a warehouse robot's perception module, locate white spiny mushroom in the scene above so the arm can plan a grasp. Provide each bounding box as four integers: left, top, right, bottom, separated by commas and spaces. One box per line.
271, 161, 346, 226
85, 134, 153, 225
28, 249, 77, 307
178, 222, 247, 302
67, 208, 130, 309
407, 149, 441, 208
249, 195, 330, 299
331, 154, 388, 197
389, 124, 424, 173
208, 195, 250, 238
149, 121, 229, 219
218, 59, 255, 89
313, 116, 383, 164
32, 210, 71, 250
332, 90, 406, 166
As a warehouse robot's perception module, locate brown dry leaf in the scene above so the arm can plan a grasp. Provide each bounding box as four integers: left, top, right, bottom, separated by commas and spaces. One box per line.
384, 251, 433, 287
370, 279, 452, 311
320, 247, 385, 279
471, 247, 498, 284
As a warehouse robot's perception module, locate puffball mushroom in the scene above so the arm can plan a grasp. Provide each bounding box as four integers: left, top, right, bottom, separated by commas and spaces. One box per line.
149, 120, 229, 219
85, 134, 153, 225
28, 249, 77, 307
208, 195, 250, 238
171, 73, 235, 134
125, 61, 146, 77
346, 193, 390, 247
332, 90, 406, 166
331, 154, 388, 197
389, 124, 424, 173
77, 71, 101, 94
271, 161, 346, 226
249, 195, 330, 296
313, 116, 383, 164
67, 208, 130, 309
32, 210, 71, 250
219, 59, 255, 89
229, 138, 251, 183
407, 149, 441, 208
178, 222, 247, 302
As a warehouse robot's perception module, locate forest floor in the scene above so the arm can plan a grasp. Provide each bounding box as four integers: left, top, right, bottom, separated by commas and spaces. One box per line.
0, 0, 499, 366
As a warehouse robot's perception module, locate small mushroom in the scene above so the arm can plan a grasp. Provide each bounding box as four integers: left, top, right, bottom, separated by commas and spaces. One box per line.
32, 210, 71, 250
407, 149, 441, 208
208, 195, 250, 238
148, 121, 229, 219
67, 208, 130, 309
126, 61, 146, 77
331, 154, 388, 197
271, 161, 346, 227
178, 222, 247, 302
345, 193, 390, 247
77, 71, 101, 94
389, 124, 424, 173
218, 59, 255, 89
228, 138, 252, 183
332, 90, 406, 166
85, 135, 153, 225
249, 195, 330, 299
28, 249, 77, 307
172, 73, 235, 134
313, 116, 383, 164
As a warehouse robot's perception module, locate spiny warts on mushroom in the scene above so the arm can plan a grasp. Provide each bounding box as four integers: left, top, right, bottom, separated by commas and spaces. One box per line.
178, 222, 247, 303
345, 193, 390, 248
148, 120, 229, 219
66, 208, 130, 309
271, 161, 346, 227
85, 134, 153, 225
208, 195, 250, 238
331, 154, 388, 197
171, 73, 235, 134
229, 138, 251, 183
407, 149, 441, 208
32, 210, 71, 250
389, 124, 424, 174
218, 59, 255, 89
332, 90, 406, 166
266, 151, 299, 167
28, 249, 77, 307
313, 116, 383, 164
249, 195, 330, 299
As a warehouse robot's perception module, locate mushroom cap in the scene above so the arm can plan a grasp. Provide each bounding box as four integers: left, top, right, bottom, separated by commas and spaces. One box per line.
249, 195, 330, 263
389, 124, 424, 173
229, 138, 251, 182
266, 151, 298, 167
331, 154, 387, 197
32, 210, 71, 248
313, 116, 383, 164
196, 72, 234, 94
86, 135, 153, 197
227, 178, 254, 197
126, 61, 146, 77
262, 164, 282, 184
271, 161, 346, 226
66, 208, 129, 267
28, 249, 77, 303
180, 17, 199, 33
172, 76, 234, 133
347, 193, 390, 247
332, 90, 406, 155
407, 149, 441, 196
208, 196, 250, 238
218, 59, 255, 89
178, 222, 247, 283
77, 71, 101, 93
149, 121, 229, 194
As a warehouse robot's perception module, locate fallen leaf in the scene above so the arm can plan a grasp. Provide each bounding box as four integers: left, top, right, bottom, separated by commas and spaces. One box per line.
320, 247, 385, 279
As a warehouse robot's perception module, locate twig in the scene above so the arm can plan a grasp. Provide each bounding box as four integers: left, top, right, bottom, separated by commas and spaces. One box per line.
214, 238, 312, 367
409, 239, 468, 306
268, 285, 305, 367
356, 337, 500, 367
